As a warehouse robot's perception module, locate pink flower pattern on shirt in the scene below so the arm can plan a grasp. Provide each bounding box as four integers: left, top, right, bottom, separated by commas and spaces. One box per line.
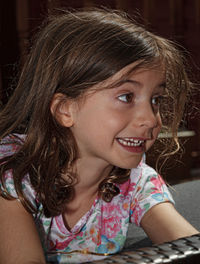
102, 215, 121, 239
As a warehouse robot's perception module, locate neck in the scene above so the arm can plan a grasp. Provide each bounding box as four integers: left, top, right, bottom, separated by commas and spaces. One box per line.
68, 157, 113, 197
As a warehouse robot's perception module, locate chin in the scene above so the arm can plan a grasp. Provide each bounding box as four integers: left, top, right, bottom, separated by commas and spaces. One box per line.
116, 158, 143, 170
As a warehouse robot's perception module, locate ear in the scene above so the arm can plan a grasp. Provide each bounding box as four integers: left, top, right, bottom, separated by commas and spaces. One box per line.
50, 93, 74, 127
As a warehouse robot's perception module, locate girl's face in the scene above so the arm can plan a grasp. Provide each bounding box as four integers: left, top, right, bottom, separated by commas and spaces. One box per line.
70, 63, 165, 169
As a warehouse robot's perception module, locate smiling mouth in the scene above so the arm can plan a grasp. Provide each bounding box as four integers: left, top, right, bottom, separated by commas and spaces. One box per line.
117, 138, 145, 147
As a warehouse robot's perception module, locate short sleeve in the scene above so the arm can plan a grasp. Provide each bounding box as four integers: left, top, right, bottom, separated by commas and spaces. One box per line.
0, 134, 39, 211
0, 170, 39, 211
130, 162, 174, 226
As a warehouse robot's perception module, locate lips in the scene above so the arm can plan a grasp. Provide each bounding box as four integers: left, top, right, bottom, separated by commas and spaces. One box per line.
116, 137, 145, 153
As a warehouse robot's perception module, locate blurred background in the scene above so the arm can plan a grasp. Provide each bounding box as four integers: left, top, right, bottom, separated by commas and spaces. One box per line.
1, 0, 200, 184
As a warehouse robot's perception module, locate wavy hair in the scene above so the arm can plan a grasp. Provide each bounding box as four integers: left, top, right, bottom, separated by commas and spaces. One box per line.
0, 8, 191, 217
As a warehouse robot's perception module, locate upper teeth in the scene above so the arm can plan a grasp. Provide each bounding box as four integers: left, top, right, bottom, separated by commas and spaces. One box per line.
118, 138, 144, 146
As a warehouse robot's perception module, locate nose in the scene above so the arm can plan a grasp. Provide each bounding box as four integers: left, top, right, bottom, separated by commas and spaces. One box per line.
134, 102, 159, 129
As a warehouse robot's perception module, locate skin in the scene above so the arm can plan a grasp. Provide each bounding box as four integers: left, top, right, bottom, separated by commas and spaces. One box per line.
0, 197, 46, 264
0, 62, 198, 263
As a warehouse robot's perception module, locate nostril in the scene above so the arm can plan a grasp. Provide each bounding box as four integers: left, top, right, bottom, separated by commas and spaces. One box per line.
140, 116, 158, 129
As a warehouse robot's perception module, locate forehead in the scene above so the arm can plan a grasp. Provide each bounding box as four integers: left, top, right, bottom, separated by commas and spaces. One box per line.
79, 61, 166, 104
76, 61, 166, 107
101, 60, 166, 88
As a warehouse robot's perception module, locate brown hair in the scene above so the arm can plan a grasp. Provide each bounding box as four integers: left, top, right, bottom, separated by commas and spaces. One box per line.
0, 8, 191, 217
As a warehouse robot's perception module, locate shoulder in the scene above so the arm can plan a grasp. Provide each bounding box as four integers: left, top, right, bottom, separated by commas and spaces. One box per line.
0, 133, 25, 158
128, 161, 175, 225
118, 159, 160, 195
1, 171, 39, 211
0, 134, 39, 212
130, 160, 163, 187
129, 160, 172, 199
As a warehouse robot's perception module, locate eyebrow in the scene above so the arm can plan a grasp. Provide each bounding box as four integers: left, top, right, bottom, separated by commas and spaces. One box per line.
113, 79, 140, 88
116, 79, 166, 89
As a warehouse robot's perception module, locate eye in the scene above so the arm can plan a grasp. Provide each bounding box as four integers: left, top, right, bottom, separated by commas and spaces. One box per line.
151, 95, 164, 107
118, 93, 133, 103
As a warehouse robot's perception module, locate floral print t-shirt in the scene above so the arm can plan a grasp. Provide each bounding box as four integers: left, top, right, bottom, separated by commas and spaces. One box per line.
0, 134, 174, 263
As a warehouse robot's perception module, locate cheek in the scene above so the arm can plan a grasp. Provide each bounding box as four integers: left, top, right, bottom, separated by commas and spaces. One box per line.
101, 111, 128, 137
72, 103, 128, 140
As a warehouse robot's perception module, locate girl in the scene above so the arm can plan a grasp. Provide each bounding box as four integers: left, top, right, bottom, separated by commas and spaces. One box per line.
0, 8, 198, 264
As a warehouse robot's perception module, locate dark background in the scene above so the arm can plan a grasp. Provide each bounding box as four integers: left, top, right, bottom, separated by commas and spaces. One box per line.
1, 0, 200, 184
